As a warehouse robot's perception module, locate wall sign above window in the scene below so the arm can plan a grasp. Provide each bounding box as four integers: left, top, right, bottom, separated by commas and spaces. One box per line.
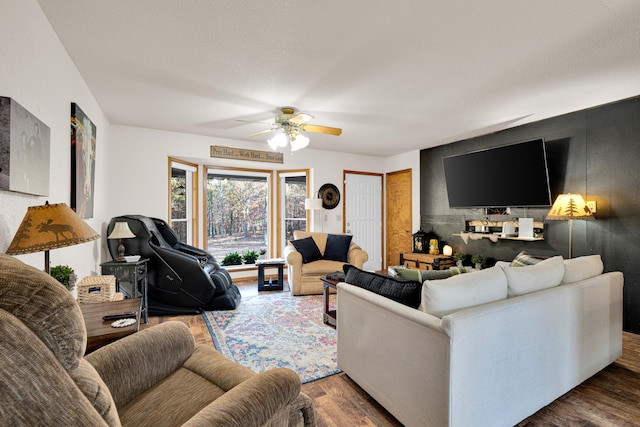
210, 146, 284, 164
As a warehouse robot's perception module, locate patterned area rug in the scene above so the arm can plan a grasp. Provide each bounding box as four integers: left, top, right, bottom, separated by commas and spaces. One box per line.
202, 292, 340, 384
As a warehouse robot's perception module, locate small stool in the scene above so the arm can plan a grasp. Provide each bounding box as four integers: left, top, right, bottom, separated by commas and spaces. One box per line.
256, 260, 285, 291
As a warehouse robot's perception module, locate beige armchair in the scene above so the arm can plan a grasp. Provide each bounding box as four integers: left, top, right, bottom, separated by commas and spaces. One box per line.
0, 253, 315, 426
284, 231, 368, 295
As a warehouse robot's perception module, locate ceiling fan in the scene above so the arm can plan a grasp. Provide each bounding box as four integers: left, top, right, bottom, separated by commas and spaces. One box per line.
245, 107, 342, 151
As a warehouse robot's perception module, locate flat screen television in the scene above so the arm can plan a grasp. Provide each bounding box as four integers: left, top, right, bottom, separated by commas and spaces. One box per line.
443, 138, 552, 208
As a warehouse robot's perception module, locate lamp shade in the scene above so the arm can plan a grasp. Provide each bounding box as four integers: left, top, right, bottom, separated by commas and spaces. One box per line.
546, 194, 594, 220
107, 221, 136, 239
305, 198, 323, 210
6, 202, 99, 255
290, 134, 310, 152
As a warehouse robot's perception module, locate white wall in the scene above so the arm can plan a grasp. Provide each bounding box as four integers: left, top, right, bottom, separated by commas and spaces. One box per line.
0, 0, 111, 277
106, 125, 387, 255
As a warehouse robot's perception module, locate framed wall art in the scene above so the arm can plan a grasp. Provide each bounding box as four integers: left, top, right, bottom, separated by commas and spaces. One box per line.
70, 103, 97, 218
0, 96, 51, 196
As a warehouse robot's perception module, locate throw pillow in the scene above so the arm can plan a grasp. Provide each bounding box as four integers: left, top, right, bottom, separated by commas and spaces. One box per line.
510, 250, 543, 267
501, 255, 565, 297
393, 267, 469, 283
290, 237, 323, 264
324, 234, 353, 262
421, 266, 508, 317
344, 265, 422, 308
562, 255, 604, 283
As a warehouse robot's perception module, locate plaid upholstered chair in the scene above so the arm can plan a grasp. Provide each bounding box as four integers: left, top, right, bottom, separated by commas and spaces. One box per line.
0, 254, 315, 426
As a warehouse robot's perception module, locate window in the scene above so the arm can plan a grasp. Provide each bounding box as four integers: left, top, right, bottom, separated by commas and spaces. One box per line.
206, 168, 270, 265
169, 160, 197, 245
277, 171, 309, 254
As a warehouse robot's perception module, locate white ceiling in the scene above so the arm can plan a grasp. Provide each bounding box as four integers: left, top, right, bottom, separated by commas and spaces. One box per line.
37, 0, 640, 157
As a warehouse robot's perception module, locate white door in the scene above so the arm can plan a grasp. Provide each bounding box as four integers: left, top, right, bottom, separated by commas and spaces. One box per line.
344, 173, 383, 271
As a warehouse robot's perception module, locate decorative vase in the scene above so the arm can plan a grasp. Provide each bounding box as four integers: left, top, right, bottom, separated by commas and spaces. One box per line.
456, 260, 463, 268
475, 263, 482, 270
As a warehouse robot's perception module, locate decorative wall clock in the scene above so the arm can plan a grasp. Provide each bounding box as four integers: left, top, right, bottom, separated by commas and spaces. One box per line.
319, 183, 340, 210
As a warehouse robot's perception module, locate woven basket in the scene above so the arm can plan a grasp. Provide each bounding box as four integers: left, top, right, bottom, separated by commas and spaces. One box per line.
77, 275, 120, 304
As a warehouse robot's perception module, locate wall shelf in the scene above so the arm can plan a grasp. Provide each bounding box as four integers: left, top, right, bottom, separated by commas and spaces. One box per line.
454, 218, 544, 243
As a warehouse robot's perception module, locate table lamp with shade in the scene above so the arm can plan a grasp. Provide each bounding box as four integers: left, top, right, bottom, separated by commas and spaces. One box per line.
107, 221, 136, 261
546, 193, 595, 258
5, 202, 100, 274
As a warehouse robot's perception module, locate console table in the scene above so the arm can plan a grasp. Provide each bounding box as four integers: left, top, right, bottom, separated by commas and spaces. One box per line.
400, 253, 455, 270
101, 259, 149, 323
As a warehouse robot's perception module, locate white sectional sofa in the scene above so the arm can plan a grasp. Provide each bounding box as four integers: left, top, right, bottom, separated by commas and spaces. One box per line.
337, 255, 623, 427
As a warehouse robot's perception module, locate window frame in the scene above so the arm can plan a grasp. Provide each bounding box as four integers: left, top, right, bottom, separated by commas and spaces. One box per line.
204, 166, 273, 266
168, 158, 198, 246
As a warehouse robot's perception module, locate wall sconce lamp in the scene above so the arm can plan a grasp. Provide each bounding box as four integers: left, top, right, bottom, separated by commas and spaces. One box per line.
107, 221, 136, 261
5, 202, 100, 274
546, 193, 595, 258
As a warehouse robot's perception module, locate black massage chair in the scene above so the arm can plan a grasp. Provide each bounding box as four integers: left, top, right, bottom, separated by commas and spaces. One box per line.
107, 215, 241, 315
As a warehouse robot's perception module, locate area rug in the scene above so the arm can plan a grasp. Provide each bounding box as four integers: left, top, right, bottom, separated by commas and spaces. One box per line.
202, 292, 340, 384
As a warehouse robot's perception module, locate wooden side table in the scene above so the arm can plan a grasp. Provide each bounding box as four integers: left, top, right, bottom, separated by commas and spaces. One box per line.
320, 277, 339, 327
400, 252, 455, 271
256, 259, 285, 291
80, 298, 141, 353
101, 259, 149, 323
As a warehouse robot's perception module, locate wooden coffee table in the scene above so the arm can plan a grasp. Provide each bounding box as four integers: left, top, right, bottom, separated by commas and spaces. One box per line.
320, 277, 339, 327
80, 298, 142, 353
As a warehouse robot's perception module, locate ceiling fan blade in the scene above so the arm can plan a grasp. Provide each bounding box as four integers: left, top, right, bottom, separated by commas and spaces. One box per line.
236, 119, 274, 125
288, 113, 314, 125
248, 128, 277, 137
300, 124, 342, 136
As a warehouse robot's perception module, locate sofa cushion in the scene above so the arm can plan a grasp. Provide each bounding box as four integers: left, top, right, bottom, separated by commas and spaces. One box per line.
344, 265, 421, 308
393, 266, 470, 282
324, 234, 353, 262
290, 237, 323, 264
502, 255, 565, 297
510, 250, 543, 267
301, 259, 346, 275
562, 255, 604, 283
421, 266, 508, 317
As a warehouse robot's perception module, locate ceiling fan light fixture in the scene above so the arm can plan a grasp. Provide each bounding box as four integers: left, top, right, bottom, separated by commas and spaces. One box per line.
267, 132, 288, 151
290, 133, 310, 151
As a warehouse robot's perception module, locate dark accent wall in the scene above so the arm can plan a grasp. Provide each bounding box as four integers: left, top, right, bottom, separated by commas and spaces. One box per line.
420, 95, 640, 333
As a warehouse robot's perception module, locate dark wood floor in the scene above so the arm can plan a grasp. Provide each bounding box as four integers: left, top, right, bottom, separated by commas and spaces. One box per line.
146, 280, 640, 427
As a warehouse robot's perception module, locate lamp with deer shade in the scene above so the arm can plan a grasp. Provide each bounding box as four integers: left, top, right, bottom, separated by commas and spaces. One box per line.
5, 201, 100, 274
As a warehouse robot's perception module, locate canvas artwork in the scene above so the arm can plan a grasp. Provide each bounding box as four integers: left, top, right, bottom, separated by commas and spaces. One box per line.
0, 96, 51, 196
70, 103, 97, 219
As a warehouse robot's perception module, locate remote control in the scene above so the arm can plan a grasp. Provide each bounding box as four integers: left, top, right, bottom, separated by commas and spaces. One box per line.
103, 311, 137, 321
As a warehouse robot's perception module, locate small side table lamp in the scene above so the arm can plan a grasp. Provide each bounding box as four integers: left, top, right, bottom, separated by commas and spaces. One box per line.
107, 222, 136, 261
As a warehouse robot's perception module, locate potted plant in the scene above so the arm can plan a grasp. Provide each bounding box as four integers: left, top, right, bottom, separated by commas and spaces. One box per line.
471, 254, 485, 270
453, 252, 466, 267
50, 265, 76, 290
259, 248, 267, 260
242, 250, 260, 264
221, 252, 243, 266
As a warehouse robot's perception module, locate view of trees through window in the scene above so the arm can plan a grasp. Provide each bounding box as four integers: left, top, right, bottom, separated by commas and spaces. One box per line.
170, 168, 188, 242
206, 173, 268, 265
284, 175, 307, 243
